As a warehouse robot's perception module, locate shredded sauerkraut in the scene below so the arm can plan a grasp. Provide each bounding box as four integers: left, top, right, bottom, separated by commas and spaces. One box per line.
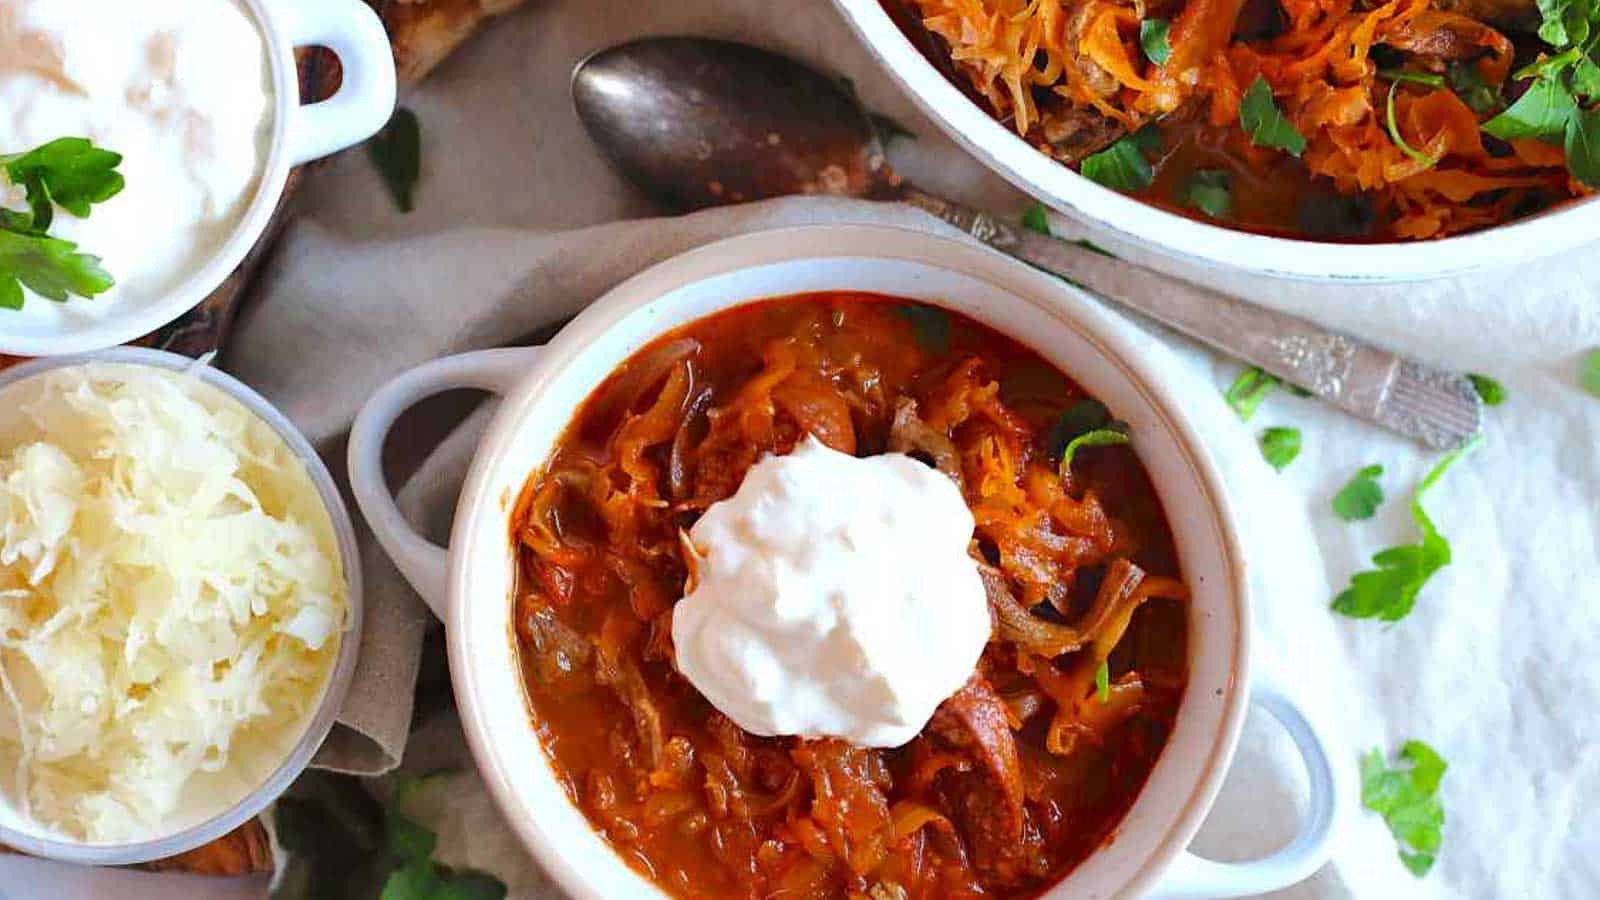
0, 363, 346, 843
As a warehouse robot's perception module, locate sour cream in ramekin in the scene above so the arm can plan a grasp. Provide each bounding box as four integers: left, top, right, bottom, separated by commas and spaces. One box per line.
0, 0, 272, 315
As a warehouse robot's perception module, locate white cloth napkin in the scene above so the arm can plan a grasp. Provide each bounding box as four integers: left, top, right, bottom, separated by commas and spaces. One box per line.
223, 1, 1600, 898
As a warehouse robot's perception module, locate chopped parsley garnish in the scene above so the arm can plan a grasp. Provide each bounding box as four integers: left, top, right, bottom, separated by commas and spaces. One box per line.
1581, 347, 1600, 397
1447, 62, 1502, 115
1021, 202, 1053, 235
1467, 373, 1506, 406
1361, 740, 1447, 877
1480, 3, 1600, 186
368, 107, 422, 213
1332, 464, 1385, 521
1331, 436, 1480, 622
273, 770, 507, 900
1140, 19, 1172, 66
1380, 71, 1446, 167
1484, 76, 1577, 140
380, 775, 507, 900
1223, 366, 1281, 421
1239, 76, 1307, 156
1094, 660, 1111, 703
1183, 169, 1232, 219
0, 138, 122, 309
1059, 426, 1131, 475
1258, 426, 1301, 471
1079, 127, 1159, 192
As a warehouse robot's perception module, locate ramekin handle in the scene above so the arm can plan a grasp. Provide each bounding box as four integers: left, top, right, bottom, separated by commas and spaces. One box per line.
1150, 671, 1347, 899
272, 0, 397, 165
348, 348, 539, 618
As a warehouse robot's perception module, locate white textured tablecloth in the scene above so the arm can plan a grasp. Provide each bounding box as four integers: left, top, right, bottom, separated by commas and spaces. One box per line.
12, 1, 1594, 897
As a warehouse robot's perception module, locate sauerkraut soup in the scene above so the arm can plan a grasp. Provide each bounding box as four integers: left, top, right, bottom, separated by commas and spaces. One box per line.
0, 361, 348, 845
510, 292, 1188, 898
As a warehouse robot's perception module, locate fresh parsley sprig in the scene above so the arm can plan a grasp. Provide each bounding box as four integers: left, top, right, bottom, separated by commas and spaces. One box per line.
1331, 436, 1480, 622
1362, 740, 1448, 876
0, 137, 122, 310
1481, 2, 1600, 186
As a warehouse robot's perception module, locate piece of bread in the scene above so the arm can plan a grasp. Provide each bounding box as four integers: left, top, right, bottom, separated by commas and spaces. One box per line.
376, 0, 530, 83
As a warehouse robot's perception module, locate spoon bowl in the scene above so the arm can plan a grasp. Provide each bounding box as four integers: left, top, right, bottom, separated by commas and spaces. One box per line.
573, 37, 893, 210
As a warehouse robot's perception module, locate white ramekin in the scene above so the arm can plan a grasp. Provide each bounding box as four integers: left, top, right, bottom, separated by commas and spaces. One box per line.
349, 225, 1349, 898
0, 348, 364, 866
829, 0, 1598, 282
0, 0, 396, 356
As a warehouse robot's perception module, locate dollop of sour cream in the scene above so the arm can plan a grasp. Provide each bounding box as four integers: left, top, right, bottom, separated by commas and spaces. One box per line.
0, 0, 272, 314
672, 437, 991, 748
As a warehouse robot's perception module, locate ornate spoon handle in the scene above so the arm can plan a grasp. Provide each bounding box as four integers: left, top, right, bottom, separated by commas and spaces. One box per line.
899, 187, 1480, 450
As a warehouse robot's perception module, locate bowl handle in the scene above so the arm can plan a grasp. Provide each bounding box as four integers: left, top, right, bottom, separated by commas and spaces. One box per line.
272, 0, 397, 165
348, 348, 540, 619
1150, 670, 1348, 899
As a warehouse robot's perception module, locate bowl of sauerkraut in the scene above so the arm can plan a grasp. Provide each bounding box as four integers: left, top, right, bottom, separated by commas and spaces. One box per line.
0, 348, 361, 864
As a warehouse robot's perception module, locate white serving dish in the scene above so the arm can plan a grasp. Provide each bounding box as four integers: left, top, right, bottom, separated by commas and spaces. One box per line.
0, 348, 364, 866
829, 0, 1598, 282
349, 225, 1349, 898
0, 0, 396, 356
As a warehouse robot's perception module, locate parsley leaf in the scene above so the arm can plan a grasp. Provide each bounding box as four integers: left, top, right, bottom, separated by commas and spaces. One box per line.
1140, 19, 1172, 66
1483, 76, 1577, 141
0, 137, 125, 219
0, 230, 114, 309
1094, 660, 1111, 703
1080, 129, 1157, 192
1575, 54, 1600, 100
1447, 62, 1502, 115
1332, 464, 1385, 521
1361, 740, 1447, 877
380, 774, 508, 900
1059, 426, 1131, 475
1332, 437, 1480, 621
1021, 202, 1053, 235
1564, 105, 1600, 187
1259, 426, 1301, 471
1183, 169, 1232, 219
1467, 373, 1506, 406
1223, 366, 1281, 421
1239, 76, 1307, 156
1536, 0, 1590, 47
368, 107, 422, 213
1580, 347, 1600, 397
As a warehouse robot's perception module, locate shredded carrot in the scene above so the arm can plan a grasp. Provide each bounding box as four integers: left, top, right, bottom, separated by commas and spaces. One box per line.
908, 0, 1589, 240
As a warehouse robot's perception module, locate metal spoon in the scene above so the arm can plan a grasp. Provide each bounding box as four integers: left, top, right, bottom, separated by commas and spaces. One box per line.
572, 37, 1480, 449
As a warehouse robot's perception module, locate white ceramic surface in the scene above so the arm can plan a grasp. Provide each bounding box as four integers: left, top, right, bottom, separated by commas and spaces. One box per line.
349, 226, 1346, 898
0, 0, 396, 356
829, 0, 1598, 283
0, 348, 365, 866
